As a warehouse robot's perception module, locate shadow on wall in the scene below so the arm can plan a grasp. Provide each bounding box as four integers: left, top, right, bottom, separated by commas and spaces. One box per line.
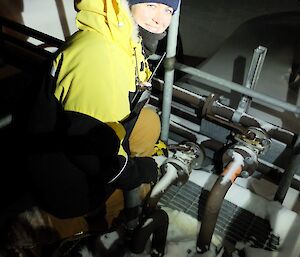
218, 11, 300, 133
232, 11, 300, 132
0, 0, 72, 41
0, 0, 24, 23
0, 0, 26, 40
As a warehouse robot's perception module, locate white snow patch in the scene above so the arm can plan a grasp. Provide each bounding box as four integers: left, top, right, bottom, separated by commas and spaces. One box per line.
150, 164, 178, 198
98, 231, 120, 250
141, 218, 153, 228
82, 169, 300, 257
162, 207, 200, 241
221, 152, 244, 185
79, 247, 94, 257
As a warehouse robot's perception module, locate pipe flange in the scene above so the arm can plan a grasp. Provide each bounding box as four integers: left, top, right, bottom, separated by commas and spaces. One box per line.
168, 141, 205, 170
222, 145, 258, 176
233, 126, 271, 156
201, 93, 219, 118
160, 158, 190, 186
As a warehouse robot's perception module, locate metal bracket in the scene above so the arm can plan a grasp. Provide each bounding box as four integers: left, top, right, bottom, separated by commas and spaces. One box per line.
232, 46, 268, 123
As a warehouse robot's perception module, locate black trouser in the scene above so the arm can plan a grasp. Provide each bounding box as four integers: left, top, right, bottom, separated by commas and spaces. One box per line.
129, 208, 169, 256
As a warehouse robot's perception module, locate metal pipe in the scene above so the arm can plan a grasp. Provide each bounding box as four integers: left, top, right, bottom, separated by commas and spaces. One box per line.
197, 126, 269, 254
161, 1, 181, 142
274, 136, 300, 203
203, 95, 296, 146
175, 62, 300, 115
154, 79, 295, 146
196, 158, 243, 254
147, 158, 191, 208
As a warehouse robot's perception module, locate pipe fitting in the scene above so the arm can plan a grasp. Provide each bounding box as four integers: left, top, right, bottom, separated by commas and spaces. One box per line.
163, 56, 176, 71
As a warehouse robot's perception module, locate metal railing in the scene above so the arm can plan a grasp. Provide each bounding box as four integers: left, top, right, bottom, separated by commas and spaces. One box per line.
174, 62, 300, 114
160, 3, 300, 141
0, 16, 63, 59
0, 16, 64, 129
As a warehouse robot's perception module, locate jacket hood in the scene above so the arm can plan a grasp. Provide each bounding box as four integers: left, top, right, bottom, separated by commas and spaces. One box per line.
75, 0, 139, 43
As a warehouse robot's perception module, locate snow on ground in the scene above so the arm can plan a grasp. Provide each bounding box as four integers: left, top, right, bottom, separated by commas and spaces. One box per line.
80, 170, 300, 257
125, 170, 300, 257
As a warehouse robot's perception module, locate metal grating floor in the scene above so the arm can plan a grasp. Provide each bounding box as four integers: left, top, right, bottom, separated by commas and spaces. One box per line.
159, 180, 280, 251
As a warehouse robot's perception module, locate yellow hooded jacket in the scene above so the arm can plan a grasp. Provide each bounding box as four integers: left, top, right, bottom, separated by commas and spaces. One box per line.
51, 0, 152, 178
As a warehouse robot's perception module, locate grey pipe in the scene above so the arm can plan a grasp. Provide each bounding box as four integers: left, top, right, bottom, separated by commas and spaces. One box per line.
175, 62, 300, 115
161, 1, 181, 142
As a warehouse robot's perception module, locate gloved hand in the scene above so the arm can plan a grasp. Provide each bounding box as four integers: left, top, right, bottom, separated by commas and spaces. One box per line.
114, 157, 158, 191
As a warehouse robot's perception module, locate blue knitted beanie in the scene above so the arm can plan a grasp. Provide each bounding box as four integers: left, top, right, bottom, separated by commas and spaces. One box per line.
128, 0, 179, 12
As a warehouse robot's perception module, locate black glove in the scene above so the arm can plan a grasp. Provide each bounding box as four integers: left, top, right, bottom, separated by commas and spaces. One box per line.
114, 157, 158, 191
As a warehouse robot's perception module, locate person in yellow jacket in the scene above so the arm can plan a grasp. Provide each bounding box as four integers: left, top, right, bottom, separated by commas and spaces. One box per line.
26, 0, 178, 234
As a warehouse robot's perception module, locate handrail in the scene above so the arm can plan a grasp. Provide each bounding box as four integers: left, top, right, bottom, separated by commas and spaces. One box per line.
175, 62, 300, 115
0, 16, 63, 47
0, 16, 65, 129
2, 33, 54, 59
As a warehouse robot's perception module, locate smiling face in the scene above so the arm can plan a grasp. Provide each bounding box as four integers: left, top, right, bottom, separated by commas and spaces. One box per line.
131, 3, 173, 34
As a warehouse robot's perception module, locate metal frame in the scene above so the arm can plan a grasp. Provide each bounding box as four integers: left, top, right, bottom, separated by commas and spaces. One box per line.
160, 4, 300, 141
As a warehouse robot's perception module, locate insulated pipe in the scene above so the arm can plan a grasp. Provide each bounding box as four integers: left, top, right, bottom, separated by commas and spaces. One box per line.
161, 1, 181, 142
196, 155, 244, 254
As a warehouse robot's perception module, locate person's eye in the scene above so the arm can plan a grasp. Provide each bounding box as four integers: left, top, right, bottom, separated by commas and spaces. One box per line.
147, 3, 156, 8
166, 8, 173, 14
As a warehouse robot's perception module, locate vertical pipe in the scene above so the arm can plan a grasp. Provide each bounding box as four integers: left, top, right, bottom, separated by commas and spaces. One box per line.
161, 1, 181, 142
